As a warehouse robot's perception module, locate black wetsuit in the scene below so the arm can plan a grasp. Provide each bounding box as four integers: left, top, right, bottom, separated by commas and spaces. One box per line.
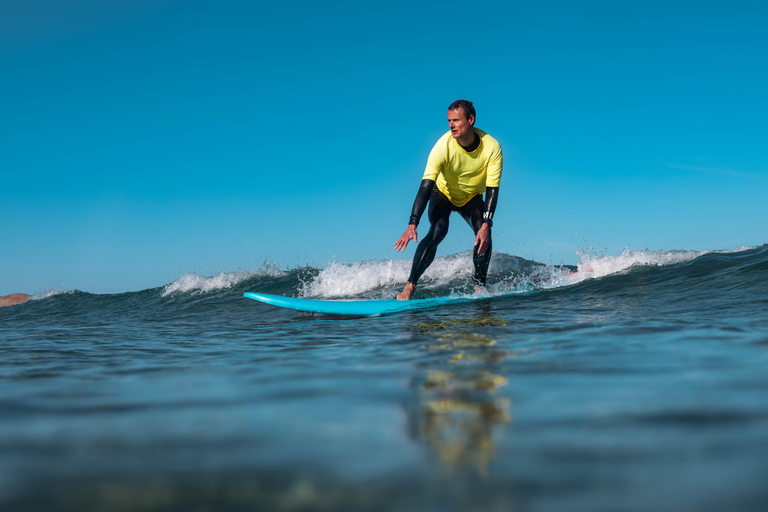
406, 133, 500, 287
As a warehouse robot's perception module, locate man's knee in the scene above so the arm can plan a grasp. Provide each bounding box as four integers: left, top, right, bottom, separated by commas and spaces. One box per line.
425, 225, 448, 246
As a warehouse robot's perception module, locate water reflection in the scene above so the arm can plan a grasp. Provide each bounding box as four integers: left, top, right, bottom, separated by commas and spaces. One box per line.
408, 315, 516, 476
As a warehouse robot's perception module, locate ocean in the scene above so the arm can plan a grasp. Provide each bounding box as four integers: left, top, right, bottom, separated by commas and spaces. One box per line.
2, 244, 767, 511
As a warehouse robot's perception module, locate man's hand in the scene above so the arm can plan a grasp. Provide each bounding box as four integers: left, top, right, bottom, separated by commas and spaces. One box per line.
395, 225, 418, 252
474, 223, 491, 256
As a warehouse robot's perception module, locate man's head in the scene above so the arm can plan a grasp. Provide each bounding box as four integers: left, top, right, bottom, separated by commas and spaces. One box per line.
448, 99, 476, 123
447, 99, 476, 144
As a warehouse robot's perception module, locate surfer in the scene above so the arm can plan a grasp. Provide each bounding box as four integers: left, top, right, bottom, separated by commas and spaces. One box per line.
394, 99, 502, 300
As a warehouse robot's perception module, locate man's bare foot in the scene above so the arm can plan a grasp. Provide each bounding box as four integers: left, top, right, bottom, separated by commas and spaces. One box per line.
474, 285, 489, 295
397, 282, 416, 301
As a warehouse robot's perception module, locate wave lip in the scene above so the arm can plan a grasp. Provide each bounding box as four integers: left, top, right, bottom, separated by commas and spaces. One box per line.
574, 246, 757, 281
162, 269, 283, 296
29, 289, 75, 301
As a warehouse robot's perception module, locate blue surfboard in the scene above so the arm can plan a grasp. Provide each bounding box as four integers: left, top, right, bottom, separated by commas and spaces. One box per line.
243, 292, 483, 316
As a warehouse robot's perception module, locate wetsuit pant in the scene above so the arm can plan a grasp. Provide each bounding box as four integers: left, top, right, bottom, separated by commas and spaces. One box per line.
407, 188, 492, 286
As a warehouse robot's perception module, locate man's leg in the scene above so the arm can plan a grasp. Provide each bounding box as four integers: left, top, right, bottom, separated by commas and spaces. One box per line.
398, 190, 452, 300
472, 236, 492, 288
460, 196, 493, 289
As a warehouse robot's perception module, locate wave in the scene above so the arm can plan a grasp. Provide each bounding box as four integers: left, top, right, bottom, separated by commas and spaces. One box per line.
260, 244, 762, 299
6, 245, 764, 318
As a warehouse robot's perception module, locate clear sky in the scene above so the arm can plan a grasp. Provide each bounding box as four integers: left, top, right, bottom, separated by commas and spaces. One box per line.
2, 0, 766, 294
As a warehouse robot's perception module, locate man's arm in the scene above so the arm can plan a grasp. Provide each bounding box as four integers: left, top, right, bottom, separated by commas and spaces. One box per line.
482, 187, 499, 226
474, 187, 499, 256
395, 179, 434, 252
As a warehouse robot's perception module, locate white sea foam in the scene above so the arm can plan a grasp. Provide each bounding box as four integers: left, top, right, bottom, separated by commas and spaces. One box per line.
555, 245, 757, 287
301, 252, 479, 298
161, 268, 282, 296
578, 246, 751, 276
29, 289, 74, 300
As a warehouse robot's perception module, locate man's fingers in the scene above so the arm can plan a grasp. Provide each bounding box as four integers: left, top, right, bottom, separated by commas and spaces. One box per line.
475, 235, 488, 256
395, 229, 418, 252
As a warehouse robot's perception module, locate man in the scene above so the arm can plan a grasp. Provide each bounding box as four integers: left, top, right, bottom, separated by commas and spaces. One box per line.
394, 99, 503, 300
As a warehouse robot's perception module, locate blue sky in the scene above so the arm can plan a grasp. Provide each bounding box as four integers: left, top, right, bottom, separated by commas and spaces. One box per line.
2, 0, 766, 294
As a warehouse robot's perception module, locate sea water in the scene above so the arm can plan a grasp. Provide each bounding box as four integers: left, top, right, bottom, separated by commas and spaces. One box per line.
2, 245, 767, 511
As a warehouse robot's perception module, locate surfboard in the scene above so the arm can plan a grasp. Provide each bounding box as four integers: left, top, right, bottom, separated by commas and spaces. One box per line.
243, 292, 482, 316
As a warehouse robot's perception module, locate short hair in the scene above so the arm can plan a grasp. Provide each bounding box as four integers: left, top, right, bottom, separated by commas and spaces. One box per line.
448, 99, 476, 121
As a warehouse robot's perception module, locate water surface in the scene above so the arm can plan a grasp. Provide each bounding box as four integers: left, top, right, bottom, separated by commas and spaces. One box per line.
2, 246, 767, 511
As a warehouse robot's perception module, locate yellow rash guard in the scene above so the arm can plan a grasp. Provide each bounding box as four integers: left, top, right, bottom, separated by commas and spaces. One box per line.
422, 128, 503, 207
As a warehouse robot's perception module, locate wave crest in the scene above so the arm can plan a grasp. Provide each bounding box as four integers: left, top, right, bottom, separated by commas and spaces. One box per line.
30, 289, 76, 300
575, 246, 755, 281
162, 269, 283, 296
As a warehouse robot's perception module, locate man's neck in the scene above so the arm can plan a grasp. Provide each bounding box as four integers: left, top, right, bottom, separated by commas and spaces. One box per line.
458, 131, 479, 151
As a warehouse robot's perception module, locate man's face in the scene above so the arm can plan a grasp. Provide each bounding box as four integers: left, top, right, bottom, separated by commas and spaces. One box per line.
448, 108, 475, 140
